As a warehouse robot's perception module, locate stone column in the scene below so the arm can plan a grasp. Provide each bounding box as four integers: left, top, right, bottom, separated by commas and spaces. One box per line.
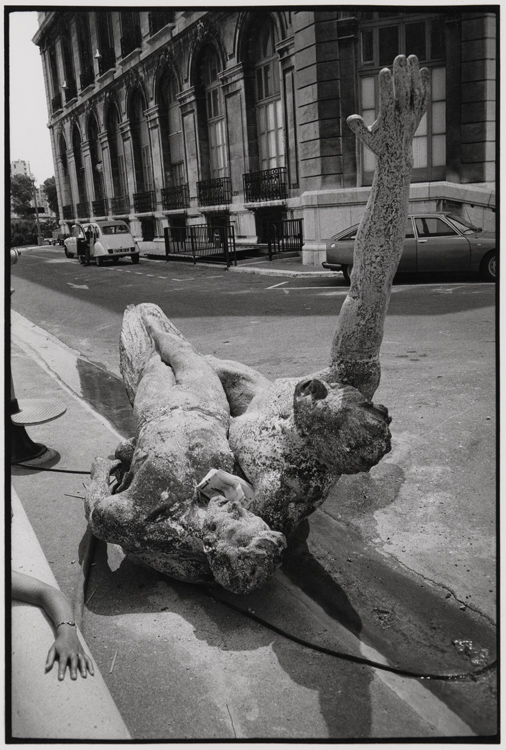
98, 131, 114, 214
177, 87, 200, 209
81, 139, 95, 206
66, 147, 80, 217
219, 64, 247, 200
119, 121, 136, 212
145, 104, 164, 208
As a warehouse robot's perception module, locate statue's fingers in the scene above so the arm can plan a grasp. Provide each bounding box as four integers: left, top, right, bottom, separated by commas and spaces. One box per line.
392, 55, 410, 111
347, 114, 375, 150
378, 67, 394, 115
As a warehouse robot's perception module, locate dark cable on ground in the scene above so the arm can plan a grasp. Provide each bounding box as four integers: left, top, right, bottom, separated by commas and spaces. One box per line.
74, 523, 496, 684
12, 463, 91, 474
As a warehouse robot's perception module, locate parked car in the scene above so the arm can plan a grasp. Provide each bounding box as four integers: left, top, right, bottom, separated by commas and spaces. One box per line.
64, 220, 139, 265
323, 213, 496, 283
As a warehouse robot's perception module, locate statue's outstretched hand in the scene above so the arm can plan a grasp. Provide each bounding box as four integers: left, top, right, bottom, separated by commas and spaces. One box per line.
347, 55, 429, 157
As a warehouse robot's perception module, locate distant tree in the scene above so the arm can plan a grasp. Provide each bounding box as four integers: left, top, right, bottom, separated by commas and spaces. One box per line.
11, 174, 35, 219
42, 176, 59, 215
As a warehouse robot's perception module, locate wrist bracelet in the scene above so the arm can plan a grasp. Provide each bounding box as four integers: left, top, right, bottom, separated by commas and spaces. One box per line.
56, 621, 76, 629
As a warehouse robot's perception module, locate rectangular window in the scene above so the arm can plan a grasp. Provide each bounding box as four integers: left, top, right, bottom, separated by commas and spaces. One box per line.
430, 21, 445, 59
361, 30, 374, 64
405, 22, 426, 61
378, 26, 399, 66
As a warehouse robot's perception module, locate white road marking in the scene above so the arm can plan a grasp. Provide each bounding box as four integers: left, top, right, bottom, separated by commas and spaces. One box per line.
67, 282, 89, 289
158, 276, 167, 279
172, 277, 194, 281
266, 281, 289, 289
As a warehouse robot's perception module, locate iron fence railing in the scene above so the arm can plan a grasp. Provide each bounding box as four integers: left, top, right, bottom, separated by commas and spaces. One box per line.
63, 204, 73, 220
268, 218, 303, 260
92, 198, 108, 216
161, 184, 190, 210
79, 64, 94, 90
133, 190, 155, 213
149, 10, 174, 35
244, 167, 288, 202
197, 177, 231, 207
111, 195, 128, 214
76, 200, 89, 218
98, 46, 116, 76
52, 92, 63, 113
164, 224, 237, 268
120, 26, 142, 58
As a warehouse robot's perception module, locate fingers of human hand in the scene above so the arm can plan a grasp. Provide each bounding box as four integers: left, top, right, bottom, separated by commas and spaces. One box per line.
45, 645, 56, 672
69, 654, 78, 680
86, 655, 95, 676
78, 654, 88, 678
378, 67, 394, 116
347, 115, 374, 150
408, 56, 430, 122
392, 55, 410, 111
58, 655, 69, 681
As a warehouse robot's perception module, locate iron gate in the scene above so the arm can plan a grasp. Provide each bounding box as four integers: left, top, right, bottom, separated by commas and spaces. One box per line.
164, 224, 237, 267
267, 219, 303, 260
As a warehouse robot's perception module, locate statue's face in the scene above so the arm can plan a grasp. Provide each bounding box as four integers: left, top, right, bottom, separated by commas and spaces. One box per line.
293, 378, 392, 475
202, 496, 286, 594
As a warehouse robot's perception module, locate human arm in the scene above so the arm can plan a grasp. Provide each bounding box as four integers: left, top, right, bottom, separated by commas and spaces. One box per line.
330, 55, 430, 399
12, 570, 94, 681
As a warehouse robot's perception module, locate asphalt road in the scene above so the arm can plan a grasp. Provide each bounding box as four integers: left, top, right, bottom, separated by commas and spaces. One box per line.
10, 247, 497, 739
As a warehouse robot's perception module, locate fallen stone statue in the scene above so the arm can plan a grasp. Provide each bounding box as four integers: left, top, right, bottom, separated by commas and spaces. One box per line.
86, 55, 429, 594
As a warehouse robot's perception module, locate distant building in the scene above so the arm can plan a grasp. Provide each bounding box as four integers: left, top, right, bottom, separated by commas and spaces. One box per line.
11, 159, 35, 181
33, 9, 496, 264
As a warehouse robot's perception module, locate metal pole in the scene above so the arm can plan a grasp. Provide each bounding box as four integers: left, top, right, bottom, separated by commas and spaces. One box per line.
32, 180, 43, 245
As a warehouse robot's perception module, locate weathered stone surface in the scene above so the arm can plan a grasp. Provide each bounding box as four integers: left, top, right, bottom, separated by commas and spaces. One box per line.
85, 55, 429, 594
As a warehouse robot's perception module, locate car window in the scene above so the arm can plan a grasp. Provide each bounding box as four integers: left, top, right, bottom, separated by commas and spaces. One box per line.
405, 218, 415, 238
446, 216, 477, 235
72, 226, 84, 239
339, 228, 358, 241
102, 225, 129, 235
415, 218, 458, 238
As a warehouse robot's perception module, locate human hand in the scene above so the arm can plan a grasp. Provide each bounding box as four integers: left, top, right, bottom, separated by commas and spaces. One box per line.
90, 456, 121, 482
46, 627, 94, 681
347, 55, 430, 159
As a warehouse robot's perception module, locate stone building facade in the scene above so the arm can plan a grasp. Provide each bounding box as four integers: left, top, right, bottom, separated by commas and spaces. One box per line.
33, 9, 496, 263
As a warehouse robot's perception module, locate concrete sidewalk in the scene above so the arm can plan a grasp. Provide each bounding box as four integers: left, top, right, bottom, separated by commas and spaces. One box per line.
20, 244, 337, 278
10, 311, 497, 740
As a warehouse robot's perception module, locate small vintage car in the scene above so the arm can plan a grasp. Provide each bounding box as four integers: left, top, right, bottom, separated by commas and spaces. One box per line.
323, 213, 496, 283
64, 220, 140, 265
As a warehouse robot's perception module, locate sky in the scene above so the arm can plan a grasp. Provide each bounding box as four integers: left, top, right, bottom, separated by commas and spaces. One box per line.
9, 10, 54, 186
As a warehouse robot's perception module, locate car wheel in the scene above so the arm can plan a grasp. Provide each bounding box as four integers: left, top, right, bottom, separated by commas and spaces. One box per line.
342, 264, 353, 284
480, 251, 496, 282
131, 253, 140, 265
112, 256, 119, 264
64, 247, 74, 258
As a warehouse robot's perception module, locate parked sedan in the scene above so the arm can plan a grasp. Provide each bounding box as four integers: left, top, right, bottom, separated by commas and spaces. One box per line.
323, 213, 496, 283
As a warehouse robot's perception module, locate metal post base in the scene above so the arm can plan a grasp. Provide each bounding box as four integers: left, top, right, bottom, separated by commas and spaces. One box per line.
11, 423, 49, 465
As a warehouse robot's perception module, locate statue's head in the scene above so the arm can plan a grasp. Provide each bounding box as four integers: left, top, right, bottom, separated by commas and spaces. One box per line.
202, 496, 286, 594
293, 378, 392, 474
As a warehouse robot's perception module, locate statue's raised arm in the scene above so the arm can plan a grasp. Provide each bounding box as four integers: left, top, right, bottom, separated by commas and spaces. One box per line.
329, 55, 430, 399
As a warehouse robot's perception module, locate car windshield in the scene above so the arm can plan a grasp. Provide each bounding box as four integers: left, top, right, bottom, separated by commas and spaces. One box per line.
446, 215, 481, 235
101, 225, 129, 235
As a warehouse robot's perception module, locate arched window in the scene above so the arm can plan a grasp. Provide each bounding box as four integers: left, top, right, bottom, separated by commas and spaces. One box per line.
106, 104, 127, 199
71, 124, 87, 205
251, 20, 284, 170
201, 47, 227, 179
158, 71, 185, 186
129, 90, 154, 194
87, 114, 103, 200
358, 12, 446, 183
